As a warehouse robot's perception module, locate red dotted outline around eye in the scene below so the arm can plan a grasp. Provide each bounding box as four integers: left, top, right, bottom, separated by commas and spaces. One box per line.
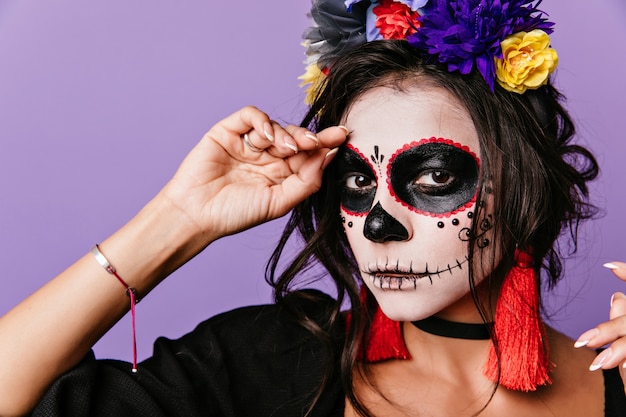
341, 143, 377, 217
386, 137, 481, 218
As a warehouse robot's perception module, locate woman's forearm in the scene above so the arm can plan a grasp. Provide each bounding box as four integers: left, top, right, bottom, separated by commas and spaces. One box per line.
0, 191, 208, 416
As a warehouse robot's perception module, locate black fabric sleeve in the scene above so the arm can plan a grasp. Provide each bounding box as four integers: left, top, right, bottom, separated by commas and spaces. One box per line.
30, 290, 345, 417
603, 367, 626, 417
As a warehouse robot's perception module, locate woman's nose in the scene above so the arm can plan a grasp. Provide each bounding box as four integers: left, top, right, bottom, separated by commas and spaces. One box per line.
363, 202, 409, 243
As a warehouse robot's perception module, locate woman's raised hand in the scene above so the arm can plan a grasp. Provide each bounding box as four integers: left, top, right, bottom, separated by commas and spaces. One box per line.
0, 106, 347, 416
575, 262, 626, 391
160, 106, 347, 243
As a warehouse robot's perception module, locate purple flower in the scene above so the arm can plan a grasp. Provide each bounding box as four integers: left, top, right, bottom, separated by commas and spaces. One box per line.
407, 0, 554, 90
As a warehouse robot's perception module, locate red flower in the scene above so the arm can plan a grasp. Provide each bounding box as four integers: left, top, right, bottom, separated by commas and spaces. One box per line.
373, 0, 421, 40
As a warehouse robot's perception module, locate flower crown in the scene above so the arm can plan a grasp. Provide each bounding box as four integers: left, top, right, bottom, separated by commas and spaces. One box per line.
300, 0, 558, 103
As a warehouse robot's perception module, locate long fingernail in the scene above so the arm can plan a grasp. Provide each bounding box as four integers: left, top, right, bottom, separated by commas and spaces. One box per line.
611, 293, 615, 307
574, 328, 599, 348
589, 348, 612, 371
284, 138, 298, 154
305, 132, 319, 147
337, 125, 349, 135
264, 122, 274, 142
604, 263, 620, 270
322, 147, 339, 170
574, 340, 590, 348
611, 292, 626, 307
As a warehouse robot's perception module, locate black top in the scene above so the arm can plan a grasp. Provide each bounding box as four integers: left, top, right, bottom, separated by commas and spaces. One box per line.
31, 291, 625, 416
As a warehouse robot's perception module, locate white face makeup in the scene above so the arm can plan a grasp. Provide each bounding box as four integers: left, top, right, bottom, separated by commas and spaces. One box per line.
338, 85, 487, 322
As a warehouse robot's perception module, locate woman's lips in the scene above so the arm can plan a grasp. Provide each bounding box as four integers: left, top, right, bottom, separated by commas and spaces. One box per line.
370, 273, 428, 290
363, 257, 469, 290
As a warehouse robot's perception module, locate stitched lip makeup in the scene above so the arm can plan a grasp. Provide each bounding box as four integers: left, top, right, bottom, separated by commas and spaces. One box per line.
363, 257, 469, 290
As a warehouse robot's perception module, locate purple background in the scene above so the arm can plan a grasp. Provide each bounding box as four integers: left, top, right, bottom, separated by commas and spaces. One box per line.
0, 1, 624, 362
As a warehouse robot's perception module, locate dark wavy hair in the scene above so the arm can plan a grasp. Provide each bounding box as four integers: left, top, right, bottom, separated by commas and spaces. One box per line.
265, 40, 598, 416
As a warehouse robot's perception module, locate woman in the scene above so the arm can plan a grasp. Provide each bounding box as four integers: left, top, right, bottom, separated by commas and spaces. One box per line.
0, 0, 625, 416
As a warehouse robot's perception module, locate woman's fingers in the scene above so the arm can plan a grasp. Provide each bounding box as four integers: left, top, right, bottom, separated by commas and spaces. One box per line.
277, 125, 347, 185
576, 313, 626, 349
206, 106, 275, 155
263, 151, 331, 217
610, 292, 626, 320
579, 315, 626, 366
241, 122, 348, 172
604, 262, 626, 282
218, 105, 275, 140
264, 124, 347, 158
261, 123, 308, 157
208, 106, 348, 162
241, 128, 273, 154
168, 107, 348, 238
261, 125, 347, 213
575, 262, 626, 384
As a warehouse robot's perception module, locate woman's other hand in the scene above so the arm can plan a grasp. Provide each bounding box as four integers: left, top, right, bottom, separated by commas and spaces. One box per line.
575, 262, 626, 392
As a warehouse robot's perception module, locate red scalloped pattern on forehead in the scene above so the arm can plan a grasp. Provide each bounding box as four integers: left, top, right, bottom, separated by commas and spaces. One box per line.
341, 143, 378, 217
385, 137, 481, 218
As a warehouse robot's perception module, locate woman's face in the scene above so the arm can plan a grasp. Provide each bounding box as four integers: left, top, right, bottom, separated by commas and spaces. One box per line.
338, 85, 490, 322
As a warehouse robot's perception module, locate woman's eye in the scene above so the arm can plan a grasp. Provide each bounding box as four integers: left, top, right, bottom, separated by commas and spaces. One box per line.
414, 170, 453, 187
345, 174, 377, 190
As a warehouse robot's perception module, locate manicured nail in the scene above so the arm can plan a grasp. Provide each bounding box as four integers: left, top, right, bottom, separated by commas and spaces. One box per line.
611, 292, 626, 308
284, 138, 298, 154
589, 348, 612, 371
322, 147, 339, 170
337, 125, 349, 135
604, 263, 620, 270
574, 340, 590, 348
263, 122, 274, 142
574, 328, 599, 348
305, 132, 319, 147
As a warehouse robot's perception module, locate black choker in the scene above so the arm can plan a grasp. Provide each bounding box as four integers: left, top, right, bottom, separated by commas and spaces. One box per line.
411, 316, 492, 340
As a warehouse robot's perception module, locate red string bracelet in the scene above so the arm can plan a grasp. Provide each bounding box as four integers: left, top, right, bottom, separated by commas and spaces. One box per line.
91, 244, 139, 373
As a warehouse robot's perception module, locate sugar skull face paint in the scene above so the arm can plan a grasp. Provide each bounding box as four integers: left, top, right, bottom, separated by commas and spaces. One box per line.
340, 85, 490, 322
388, 138, 480, 215
339, 139, 480, 217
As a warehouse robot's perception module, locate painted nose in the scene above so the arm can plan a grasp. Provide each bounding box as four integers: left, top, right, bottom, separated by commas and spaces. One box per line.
363, 202, 409, 243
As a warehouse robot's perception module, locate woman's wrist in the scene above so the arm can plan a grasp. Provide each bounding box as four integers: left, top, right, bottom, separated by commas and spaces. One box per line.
97, 191, 213, 295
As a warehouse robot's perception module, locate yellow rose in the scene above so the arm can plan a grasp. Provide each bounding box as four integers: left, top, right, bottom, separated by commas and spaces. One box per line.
299, 63, 327, 105
495, 29, 558, 94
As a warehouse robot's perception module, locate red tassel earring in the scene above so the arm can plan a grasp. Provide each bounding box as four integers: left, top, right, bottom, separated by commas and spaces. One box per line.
483, 248, 551, 391
363, 300, 411, 362
352, 286, 411, 362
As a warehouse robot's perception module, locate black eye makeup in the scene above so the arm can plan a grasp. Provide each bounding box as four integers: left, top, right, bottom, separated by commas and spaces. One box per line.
336, 145, 377, 214
387, 138, 480, 216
